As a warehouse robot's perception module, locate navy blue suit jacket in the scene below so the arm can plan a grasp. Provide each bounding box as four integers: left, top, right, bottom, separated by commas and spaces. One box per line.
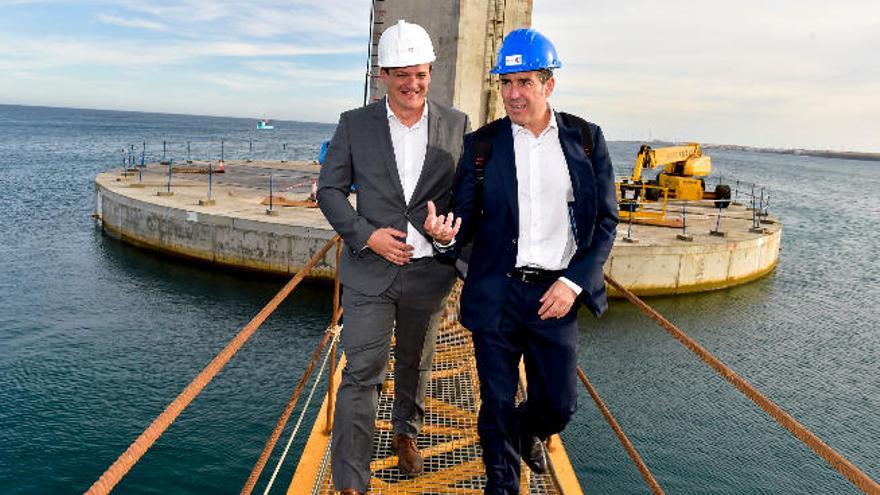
450, 114, 619, 331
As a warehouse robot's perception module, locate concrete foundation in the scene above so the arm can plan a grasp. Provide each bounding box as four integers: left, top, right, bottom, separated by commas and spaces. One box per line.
608, 220, 781, 296
96, 162, 781, 296
96, 162, 338, 280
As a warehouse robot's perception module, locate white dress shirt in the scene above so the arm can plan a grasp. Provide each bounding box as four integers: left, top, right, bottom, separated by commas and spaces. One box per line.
386, 99, 434, 259
511, 109, 582, 294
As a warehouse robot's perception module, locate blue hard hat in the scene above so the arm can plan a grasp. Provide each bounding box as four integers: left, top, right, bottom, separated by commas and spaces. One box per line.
490, 28, 562, 74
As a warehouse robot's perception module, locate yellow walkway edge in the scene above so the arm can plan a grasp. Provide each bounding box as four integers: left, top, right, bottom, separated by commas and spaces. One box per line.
289, 288, 585, 494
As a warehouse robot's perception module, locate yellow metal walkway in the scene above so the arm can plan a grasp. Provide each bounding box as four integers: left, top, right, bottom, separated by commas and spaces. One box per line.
289, 285, 584, 495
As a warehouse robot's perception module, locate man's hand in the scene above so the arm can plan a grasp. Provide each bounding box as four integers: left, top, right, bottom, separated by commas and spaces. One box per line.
424, 200, 461, 245
538, 280, 577, 320
367, 228, 413, 265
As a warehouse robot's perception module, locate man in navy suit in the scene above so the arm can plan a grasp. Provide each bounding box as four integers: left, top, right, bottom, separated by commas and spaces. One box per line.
424, 28, 618, 494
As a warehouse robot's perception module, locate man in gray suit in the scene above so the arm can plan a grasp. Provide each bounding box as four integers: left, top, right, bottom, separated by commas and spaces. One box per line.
317, 19, 470, 495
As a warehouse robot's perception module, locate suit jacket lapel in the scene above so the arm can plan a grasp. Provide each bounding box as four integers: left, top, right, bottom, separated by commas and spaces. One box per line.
557, 120, 586, 195
556, 112, 597, 246
494, 118, 519, 232
373, 98, 406, 204
407, 102, 441, 208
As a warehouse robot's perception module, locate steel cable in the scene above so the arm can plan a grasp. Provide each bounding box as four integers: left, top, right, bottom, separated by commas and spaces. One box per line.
84, 236, 339, 495
261, 325, 341, 495
605, 274, 880, 495
576, 366, 665, 494
240, 308, 343, 495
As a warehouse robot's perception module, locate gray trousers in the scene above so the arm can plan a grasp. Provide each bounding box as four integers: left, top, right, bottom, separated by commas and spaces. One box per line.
331, 257, 455, 492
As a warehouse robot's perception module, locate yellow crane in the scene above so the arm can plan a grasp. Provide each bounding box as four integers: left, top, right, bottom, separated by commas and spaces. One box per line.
619, 143, 730, 205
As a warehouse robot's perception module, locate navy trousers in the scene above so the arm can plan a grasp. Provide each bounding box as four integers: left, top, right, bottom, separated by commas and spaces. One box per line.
470, 277, 579, 495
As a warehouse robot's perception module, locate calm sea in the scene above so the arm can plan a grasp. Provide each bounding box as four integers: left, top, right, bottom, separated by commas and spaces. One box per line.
0, 104, 877, 494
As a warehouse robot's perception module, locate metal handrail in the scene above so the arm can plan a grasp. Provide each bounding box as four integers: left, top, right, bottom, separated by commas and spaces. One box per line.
604, 274, 880, 495
84, 235, 340, 495
241, 237, 344, 494
577, 366, 664, 495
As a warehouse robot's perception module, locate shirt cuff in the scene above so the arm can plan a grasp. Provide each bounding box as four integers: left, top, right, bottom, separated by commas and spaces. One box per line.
559, 277, 582, 295
433, 238, 456, 251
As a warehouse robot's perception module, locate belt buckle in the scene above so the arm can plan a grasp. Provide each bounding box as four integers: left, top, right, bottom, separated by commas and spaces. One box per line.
510, 267, 539, 284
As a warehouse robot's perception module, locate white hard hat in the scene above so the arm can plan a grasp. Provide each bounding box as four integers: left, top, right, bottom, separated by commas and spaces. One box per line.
377, 19, 436, 68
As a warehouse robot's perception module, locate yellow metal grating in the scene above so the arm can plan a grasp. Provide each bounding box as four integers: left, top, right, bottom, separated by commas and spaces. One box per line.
300, 284, 573, 495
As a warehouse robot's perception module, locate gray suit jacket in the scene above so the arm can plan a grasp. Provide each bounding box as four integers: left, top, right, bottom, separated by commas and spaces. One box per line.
317, 98, 470, 295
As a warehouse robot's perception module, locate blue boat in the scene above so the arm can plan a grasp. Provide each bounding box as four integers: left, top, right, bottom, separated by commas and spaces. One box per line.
256, 119, 274, 130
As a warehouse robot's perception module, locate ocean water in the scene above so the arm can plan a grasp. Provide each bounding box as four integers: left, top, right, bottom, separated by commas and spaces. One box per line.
0, 104, 877, 494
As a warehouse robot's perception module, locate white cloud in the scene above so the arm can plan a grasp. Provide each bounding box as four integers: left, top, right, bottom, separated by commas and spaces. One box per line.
533, 0, 880, 150
95, 13, 167, 31
242, 61, 362, 83
201, 73, 286, 92
117, 0, 370, 40
2, 1, 879, 149
0, 35, 362, 71
196, 41, 361, 58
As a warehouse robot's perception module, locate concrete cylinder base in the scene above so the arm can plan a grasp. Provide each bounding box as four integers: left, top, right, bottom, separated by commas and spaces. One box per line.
95, 162, 781, 296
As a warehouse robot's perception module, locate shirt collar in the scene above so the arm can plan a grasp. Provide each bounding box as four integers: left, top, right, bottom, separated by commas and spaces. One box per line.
511, 106, 557, 137
386, 97, 428, 127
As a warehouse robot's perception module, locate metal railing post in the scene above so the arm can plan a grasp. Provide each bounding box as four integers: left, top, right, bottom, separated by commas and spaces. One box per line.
748, 185, 766, 233
266, 172, 278, 215
326, 238, 343, 432
677, 202, 693, 241
200, 163, 216, 206
157, 158, 174, 196
623, 201, 638, 243
751, 186, 758, 228
710, 201, 725, 237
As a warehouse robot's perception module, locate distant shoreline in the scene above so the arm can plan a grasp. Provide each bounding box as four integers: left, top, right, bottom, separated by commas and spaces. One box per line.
1, 103, 876, 160
702, 144, 880, 162
624, 139, 880, 162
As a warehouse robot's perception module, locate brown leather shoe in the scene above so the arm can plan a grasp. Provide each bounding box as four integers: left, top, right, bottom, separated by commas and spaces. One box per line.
391, 433, 424, 475
338, 490, 363, 495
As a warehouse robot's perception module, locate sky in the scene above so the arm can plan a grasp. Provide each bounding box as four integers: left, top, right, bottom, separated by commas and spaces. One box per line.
0, 0, 877, 151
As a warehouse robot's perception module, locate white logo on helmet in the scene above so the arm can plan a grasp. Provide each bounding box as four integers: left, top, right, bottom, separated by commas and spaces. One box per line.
505, 54, 523, 66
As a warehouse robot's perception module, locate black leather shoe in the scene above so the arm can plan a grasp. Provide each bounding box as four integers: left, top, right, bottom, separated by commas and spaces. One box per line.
520, 435, 548, 474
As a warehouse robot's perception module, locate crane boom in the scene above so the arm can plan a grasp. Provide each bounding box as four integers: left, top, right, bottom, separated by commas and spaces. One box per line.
619, 142, 728, 206
631, 143, 705, 182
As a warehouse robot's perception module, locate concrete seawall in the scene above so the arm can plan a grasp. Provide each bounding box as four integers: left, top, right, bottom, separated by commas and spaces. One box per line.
95, 162, 781, 296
